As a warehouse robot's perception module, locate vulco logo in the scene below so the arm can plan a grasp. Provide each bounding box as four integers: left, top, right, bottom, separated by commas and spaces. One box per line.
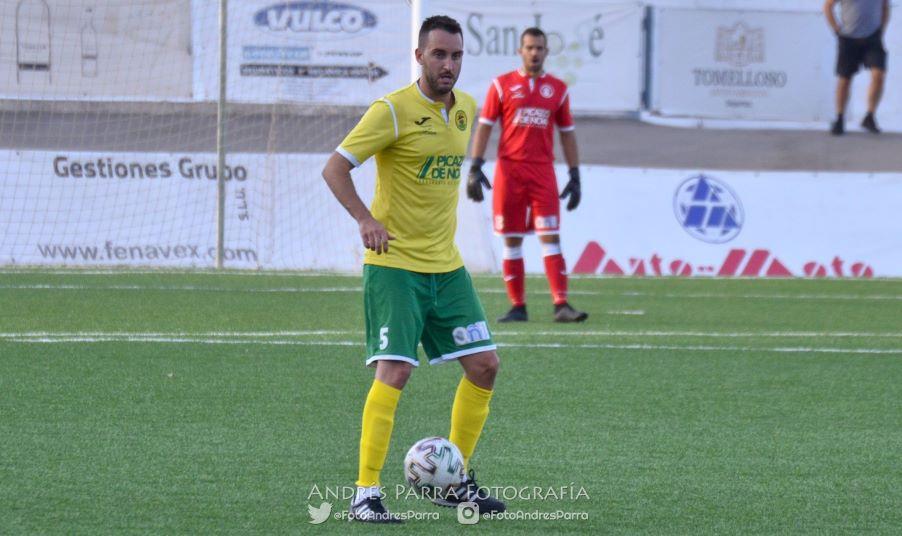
453, 322, 491, 346
674, 175, 743, 244
254, 2, 377, 33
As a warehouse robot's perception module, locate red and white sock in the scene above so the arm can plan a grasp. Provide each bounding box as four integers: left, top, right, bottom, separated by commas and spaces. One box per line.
541, 242, 568, 305
502, 245, 525, 307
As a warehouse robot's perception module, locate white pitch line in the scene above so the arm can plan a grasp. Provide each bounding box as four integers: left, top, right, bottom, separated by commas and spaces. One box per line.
1, 330, 900, 339
498, 342, 902, 355
606, 310, 646, 315
6, 337, 360, 346
0, 269, 353, 277
491, 330, 902, 338
0, 330, 358, 338
1, 282, 899, 301
1, 268, 898, 284
5, 336, 900, 355
0, 284, 362, 293
553, 289, 902, 301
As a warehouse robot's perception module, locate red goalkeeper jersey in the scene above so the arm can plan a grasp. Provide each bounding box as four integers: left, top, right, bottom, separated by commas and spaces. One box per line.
478, 70, 574, 164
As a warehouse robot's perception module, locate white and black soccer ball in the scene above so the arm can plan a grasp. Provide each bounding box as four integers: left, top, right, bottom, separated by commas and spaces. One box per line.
404, 437, 466, 493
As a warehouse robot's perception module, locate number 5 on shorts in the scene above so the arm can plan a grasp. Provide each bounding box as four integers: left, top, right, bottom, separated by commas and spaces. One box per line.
379, 327, 389, 350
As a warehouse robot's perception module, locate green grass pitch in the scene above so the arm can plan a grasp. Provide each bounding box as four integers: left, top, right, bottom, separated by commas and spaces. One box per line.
1, 269, 900, 534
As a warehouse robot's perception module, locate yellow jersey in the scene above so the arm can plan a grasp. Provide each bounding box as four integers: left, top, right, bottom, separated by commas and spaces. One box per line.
338, 82, 476, 273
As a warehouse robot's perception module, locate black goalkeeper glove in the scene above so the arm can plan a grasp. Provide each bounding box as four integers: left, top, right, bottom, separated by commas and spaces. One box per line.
560, 167, 581, 211
466, 158, 492, 202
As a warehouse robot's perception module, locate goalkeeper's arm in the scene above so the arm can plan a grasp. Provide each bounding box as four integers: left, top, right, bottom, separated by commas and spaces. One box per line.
467, 123, 493, 202
559, 130, 581, 211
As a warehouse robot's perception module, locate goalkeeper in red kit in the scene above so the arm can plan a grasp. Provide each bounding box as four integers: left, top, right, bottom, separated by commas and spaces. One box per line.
467, 27, 588, 323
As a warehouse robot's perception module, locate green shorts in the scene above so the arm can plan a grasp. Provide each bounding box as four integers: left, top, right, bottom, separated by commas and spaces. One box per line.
363, 264, 496, 367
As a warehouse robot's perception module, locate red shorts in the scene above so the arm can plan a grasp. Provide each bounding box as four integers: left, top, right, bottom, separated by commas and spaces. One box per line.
492, 158, 560, 236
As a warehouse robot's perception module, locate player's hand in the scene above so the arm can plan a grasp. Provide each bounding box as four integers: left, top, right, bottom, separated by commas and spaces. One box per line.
358, 215, 395, 254
467, 158, 491, 202
560, 167, 581, 211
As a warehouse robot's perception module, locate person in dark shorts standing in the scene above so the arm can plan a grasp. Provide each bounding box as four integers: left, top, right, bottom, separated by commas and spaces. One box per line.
824, 0, 891, 135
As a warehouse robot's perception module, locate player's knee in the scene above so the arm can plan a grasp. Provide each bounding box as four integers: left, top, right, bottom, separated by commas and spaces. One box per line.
375, 360, 413, 389
540, 241, 562, 257
504, 237, 524, 248
503, 245, 523, 260
465, 351, 499, 386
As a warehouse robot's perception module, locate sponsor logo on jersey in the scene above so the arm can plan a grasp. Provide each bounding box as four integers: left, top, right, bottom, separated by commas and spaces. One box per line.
535, 215, 558, 229
510, 84, 526, 99
417, 155, 465, 180
452, 321, 491, 346
513, 107, 550, 127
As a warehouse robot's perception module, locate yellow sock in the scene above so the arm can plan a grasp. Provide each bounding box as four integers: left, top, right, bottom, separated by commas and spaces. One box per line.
449, 376, 493, 470
356, 379, 401, 487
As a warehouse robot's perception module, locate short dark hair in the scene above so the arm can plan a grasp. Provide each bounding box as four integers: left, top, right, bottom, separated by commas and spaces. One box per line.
520, 27, 547, 47
418, 15, 463, 49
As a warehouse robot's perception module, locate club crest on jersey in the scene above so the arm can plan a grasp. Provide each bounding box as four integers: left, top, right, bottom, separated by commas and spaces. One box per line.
540, 84, 555, 98
455, 110, 468, 131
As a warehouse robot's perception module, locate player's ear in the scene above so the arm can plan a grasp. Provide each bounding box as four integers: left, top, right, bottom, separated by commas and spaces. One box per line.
415, 48, 424, 66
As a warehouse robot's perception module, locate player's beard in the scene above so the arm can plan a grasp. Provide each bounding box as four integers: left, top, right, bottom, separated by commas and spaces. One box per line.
524, 57, 544, 75
424, 68, 457, 96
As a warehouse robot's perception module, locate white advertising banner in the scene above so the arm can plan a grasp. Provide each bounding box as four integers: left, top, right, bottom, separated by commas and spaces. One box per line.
0, 0, 192, 100
504, 166, 901, 279
651, 8, 836, 121
192, 0, 410, 105
424, 1, 644, 113
0, 150, 261, 268
0, 150, 498, 272
4, 150, 898, 276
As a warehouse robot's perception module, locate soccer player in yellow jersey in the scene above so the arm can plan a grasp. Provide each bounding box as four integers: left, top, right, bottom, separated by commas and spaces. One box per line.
322, 16, 506, 523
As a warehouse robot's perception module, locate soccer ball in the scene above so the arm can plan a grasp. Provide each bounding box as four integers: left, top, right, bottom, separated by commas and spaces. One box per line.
404, 437, 466, 493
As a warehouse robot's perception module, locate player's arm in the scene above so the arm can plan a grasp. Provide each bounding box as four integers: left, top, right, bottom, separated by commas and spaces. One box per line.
470, 123, 493, 164
467, 124, 493, 202
322, 153, 393, 254
322, 101, 397, 254
556, 91, 581, 211
468, 80, 502, 202
882, 0, 890, 33
559, 130, 579, 170
823, 0, 841, 34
